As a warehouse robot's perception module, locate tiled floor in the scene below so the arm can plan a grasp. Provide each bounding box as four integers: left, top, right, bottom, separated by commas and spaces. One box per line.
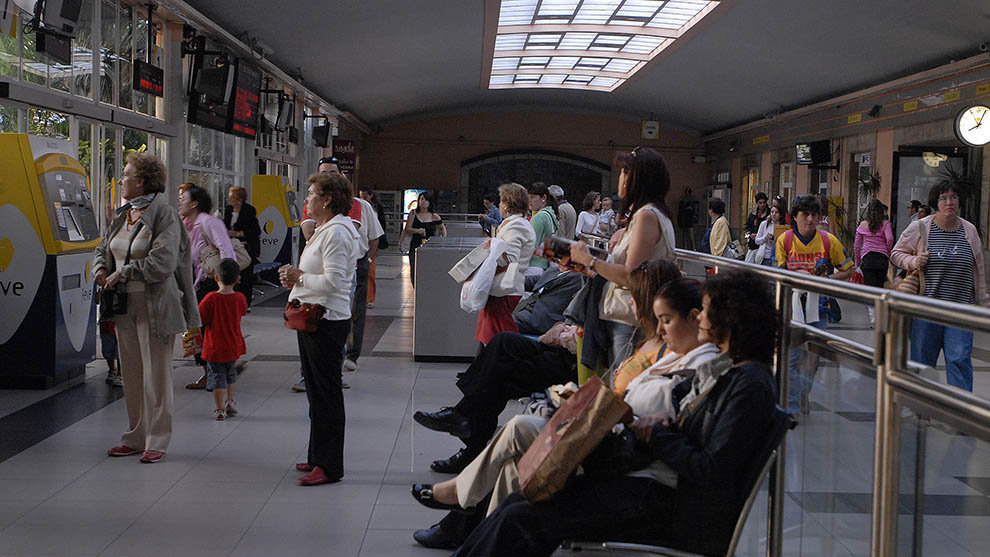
0, 252, 986, 556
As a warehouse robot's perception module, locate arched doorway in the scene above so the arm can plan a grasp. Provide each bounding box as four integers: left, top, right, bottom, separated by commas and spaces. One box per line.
460, 150, 611, 212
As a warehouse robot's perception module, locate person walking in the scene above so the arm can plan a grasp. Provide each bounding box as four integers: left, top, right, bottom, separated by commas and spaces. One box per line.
402, 191, 446, 286
744, 192, 769, 263
94, 153, 200, 464
854, 199, 894, 322
754, 204, 785, 266
223, 186, 260, 307
359, 186, 388, 309
891, 182, 989, 392
706, 198, 730, 258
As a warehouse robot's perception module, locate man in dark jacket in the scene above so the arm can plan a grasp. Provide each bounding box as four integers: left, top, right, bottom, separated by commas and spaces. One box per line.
744, 192, 769, 262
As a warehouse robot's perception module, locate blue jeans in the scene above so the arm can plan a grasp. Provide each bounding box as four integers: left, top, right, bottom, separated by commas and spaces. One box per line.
910, 319, 974, 392
788, 319, 827, 412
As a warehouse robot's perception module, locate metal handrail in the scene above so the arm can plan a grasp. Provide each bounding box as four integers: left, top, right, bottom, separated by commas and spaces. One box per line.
672, 247, 989, 557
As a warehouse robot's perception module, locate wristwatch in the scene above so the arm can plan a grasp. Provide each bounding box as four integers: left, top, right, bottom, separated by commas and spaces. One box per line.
297, 274, 304, 285
589, 257, 597, 271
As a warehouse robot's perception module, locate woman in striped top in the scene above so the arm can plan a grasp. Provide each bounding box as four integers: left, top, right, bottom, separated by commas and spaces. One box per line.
891, 181, 989, 392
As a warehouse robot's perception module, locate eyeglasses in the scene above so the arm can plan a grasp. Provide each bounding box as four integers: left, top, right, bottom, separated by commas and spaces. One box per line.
630, 146, 642, 158
937, 194, 959, 203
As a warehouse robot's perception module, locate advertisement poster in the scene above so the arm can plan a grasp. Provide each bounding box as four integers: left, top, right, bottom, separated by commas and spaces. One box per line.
332, 139, 356, 173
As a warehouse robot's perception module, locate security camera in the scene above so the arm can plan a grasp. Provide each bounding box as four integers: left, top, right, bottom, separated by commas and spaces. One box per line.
980, 42, 989, 52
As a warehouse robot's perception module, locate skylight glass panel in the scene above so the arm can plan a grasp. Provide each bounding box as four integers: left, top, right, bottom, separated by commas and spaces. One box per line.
495, 34, 527, 50
492, 57, 520, 70
548, 56, 580, 69
489, 0, 719, 91
498, 0, 538, 26
572, 0, 622, 24
559, 32, 597, 50
590, 76, 620, 88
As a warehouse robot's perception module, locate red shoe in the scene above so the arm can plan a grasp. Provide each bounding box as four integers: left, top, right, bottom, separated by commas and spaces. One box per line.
298, 466, 341, 486
295, 462, 314, 472
140, 450, 166, 463
107, 445, 141, 457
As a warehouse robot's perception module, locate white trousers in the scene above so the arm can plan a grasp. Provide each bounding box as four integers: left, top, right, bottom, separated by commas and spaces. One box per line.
455, 414, 546, 516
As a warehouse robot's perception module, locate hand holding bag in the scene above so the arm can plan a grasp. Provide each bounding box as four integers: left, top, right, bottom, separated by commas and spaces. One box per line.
892, 220, 928, 295
517, 376, 633, 501
283, 299, 326, 332
98, 221, 144, 320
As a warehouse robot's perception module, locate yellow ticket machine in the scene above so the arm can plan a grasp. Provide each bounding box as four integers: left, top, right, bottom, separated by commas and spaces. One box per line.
251, 174, 299, 266
0, 133, 100, 388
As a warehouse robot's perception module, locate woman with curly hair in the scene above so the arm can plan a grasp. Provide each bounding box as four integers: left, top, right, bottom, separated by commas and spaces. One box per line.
446, 270, 779, 557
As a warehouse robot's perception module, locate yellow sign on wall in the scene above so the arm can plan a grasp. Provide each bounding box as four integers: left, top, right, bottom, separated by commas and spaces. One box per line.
903, 100, 918, 112
976, 83, 990, 96
943, 90, 961, 103
753, 135, 770, 145
847, 113, 863, 124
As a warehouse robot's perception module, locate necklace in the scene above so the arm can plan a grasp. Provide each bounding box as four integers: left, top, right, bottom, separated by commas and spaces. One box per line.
126, 208, 143, 226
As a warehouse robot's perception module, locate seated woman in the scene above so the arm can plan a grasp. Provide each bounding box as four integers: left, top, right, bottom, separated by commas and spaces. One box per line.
413, 260, 681, 474
444, 270, 780, 557
409, 277, 716, 549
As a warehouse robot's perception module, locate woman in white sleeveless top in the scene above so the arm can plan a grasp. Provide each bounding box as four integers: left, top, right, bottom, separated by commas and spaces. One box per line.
570, 147, 677, 368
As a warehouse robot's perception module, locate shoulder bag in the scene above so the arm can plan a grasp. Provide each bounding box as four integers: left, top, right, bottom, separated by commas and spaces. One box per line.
99, 221, 145, 320
601, 206, 674, 325
199, 223, 251, 275
892, 220, 928, 295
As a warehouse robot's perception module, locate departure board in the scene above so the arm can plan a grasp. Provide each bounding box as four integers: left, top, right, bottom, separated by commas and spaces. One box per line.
229, 60, 261, 139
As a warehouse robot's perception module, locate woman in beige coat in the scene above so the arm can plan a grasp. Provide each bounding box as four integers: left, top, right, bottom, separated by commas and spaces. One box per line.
93, 153, 200, 463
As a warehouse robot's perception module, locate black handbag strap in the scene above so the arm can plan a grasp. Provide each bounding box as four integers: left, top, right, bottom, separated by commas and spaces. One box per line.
122, 221, 146, 267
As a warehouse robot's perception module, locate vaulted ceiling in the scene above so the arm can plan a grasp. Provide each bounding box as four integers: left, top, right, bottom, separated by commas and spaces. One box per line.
185, 0, 990, 134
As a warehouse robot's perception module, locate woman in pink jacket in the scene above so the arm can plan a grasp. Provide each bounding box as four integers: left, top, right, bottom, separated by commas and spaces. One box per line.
890, 181, 989, 392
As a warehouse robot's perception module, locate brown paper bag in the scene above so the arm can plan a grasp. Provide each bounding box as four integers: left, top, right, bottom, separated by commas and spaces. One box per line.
518, 376, 633, 501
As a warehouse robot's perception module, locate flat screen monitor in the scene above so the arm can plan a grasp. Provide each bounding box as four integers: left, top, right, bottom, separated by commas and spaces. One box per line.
796, 143, 812, 165
187, 51, 233, 133
313, 123, 331, 147
809, 140, 831, 165
228, 60, 260, 139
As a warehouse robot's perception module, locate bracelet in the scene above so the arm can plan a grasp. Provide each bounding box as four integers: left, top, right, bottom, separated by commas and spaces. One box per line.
297, 274, 304, 285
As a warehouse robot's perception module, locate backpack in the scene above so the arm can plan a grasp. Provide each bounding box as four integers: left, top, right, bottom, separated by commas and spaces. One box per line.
782, 229, 831, 268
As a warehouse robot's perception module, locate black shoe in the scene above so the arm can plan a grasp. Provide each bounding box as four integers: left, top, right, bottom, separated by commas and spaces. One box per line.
411, 483, 460, 511
430, 447, 480, 474
413, 523, 461, 550
413, 407, 472, 438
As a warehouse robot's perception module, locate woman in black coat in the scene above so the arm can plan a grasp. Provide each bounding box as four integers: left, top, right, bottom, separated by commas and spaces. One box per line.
224, 186, 261, 306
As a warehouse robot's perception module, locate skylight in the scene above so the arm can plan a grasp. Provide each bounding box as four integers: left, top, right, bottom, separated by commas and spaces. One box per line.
487, 0, 720, 92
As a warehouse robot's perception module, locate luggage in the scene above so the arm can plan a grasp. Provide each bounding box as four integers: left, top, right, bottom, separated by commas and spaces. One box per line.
517, 376, 633, 501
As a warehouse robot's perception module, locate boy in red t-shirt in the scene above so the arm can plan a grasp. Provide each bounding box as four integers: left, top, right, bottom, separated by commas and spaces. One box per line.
199, 258, 248, 420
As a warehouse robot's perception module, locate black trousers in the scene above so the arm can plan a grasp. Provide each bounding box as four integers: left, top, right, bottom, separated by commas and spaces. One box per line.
861, 251, 889, 288
453, 332, 576, 449
452, 476, 678, 557
235, 265, 254, 307
346, 257, 370, 362
297, 318, 349, 478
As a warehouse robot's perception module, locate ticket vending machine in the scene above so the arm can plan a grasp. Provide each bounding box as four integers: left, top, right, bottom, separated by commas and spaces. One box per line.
0, 133, 100, 389
251, 174, 299, 266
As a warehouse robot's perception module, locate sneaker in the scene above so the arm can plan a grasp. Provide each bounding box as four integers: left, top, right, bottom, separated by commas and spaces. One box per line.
343, 359, 357, 372
291, 378, 306, 392
342, 380, 351, 390
225, 401, 238, 417
367, 302, 374, 308
107, 445, 141, 457
108, 372, 123, 387
140, 450, 166, 463
214, 408, 226, 421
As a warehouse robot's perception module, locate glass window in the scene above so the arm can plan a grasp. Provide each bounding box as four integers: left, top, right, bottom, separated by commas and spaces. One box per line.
0, 104, 20, 132
20, 23, 48, 87
0, 12, 19, 79
29, 108, 70, 139
73, 0, 96, 99
118, 4, 133, 111
224, 134, 235, 171
101, 0, 117, 105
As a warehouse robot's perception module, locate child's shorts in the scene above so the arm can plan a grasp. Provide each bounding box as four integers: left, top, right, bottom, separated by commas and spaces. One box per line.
206, 361, 237, 391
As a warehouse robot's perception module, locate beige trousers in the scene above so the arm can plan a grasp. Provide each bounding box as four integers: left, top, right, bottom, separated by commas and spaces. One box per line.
115, 290, 176, 452
455, 414, 546, 516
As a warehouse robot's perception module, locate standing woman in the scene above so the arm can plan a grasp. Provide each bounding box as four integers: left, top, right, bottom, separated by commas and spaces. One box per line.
94, 153, 200, 464
224, 186, 261, 306
570, 147, 677, 366
526, 182, 559, 272
575, 192, 601, 237
891, 181, 989, 392
754, 203, 785, 266
402, 190, 446, 286
854, 199, 893, 289
476, 183, 537, 345
279, 172, 360, 485
178, 183, 235, 390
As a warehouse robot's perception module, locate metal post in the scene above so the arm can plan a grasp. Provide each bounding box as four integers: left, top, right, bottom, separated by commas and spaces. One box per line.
767, 281, 792, 557
912, 419, 926, 557
872, 297, 902, 556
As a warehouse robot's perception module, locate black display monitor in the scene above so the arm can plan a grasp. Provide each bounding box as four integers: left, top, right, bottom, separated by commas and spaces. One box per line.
313, 122, 331, 147
228, 60, 260, 139
809, 140, 832, 165
187, 51, 234, 133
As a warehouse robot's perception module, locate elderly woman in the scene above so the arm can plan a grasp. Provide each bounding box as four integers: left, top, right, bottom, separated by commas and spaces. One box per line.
94, 153, 200, 464
891, 181, 989, 391
410, 275, 718, 550
445, 270, 779, 557
223, 185, 261, 306
179, 183, 235, 390
278, 172, 360, 486
570, 147, 677, 368
475, 182, 537, 345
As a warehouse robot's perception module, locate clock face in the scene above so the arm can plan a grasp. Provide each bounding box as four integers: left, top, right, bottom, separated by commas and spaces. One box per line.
955, 105, 990, 147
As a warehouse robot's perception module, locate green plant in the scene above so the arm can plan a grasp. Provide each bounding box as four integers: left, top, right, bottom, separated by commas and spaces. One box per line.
858, 170, 882, 200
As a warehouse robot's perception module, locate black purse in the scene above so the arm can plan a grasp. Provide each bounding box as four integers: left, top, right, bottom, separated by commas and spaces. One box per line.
99, 221, 144, 320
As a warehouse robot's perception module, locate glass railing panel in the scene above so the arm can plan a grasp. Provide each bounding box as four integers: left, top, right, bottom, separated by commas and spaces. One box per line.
895, 408, 990, 556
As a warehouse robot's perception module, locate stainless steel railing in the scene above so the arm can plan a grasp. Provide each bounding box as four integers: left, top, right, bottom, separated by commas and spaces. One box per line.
673, 249, 990, 557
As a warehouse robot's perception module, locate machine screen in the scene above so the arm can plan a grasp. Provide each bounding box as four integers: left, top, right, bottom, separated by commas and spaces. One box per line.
63, 209, 84, 241
37, 168, 100, 243
62, 274, 81, 290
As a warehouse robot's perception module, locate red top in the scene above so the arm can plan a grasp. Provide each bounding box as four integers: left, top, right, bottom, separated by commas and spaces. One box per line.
198, 291, 247, 363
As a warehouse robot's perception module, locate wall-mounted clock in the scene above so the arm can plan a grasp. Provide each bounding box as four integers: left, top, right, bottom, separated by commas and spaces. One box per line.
955, 104, 990, 147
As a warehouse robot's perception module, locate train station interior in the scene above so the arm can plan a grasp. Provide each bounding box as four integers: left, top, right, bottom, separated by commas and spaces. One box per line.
1, 1, 988, 556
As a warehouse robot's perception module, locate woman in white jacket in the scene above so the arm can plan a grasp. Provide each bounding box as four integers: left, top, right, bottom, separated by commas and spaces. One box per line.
753, 205, 784, 266
475, 183, 536, 345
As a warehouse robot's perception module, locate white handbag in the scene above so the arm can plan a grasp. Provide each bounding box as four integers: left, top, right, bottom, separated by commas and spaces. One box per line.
459, 238, 507, 313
